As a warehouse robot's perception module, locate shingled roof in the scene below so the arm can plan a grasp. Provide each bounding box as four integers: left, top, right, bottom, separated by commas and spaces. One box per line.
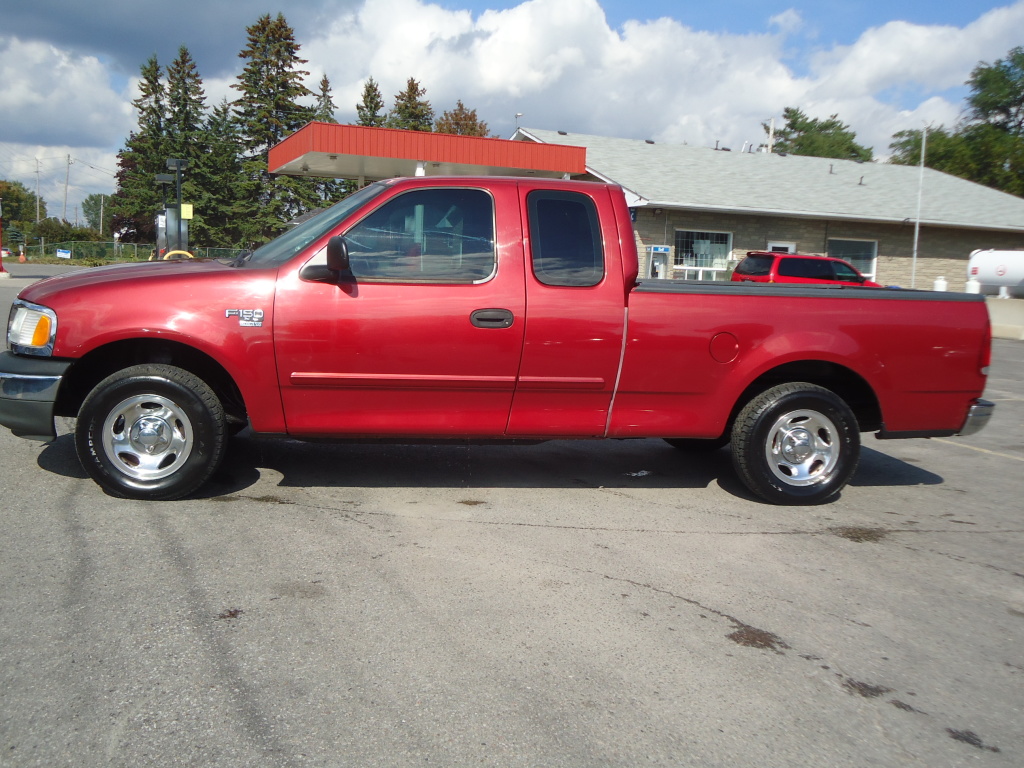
516, 127, 1024, 233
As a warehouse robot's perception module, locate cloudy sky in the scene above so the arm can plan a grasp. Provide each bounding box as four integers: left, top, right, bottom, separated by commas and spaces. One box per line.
1, 0, 1022, 225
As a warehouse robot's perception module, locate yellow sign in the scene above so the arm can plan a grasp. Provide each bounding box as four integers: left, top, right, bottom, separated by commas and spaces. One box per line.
180, 203, 194, 220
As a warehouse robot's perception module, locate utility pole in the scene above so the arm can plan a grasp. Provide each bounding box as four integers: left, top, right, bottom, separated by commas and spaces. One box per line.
63, 154, 72, 221
99, 195, 105, 237
35, 158, 41, 223
911, 125, 928, 290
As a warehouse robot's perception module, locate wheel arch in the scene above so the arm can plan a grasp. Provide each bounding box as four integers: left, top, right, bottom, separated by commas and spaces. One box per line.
55, 339, 248, 430
730, 360, 882, 434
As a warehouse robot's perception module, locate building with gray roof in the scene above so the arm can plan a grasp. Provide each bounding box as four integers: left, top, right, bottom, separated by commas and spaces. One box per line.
515, 127, 1024, 289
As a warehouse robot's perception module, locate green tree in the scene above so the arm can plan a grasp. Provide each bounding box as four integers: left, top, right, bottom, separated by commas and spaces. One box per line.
313, 74, 338, 123
165, 46, 207, 160
233, 13, 313, 155
0, 179, 45, 227
164, 46, 213, 247
889, 47, 1024, 197
388, 77, 433, 131
36, 217, 102, 243
767, 107, 873, 161
110, 55, 169, 242
355, 77, 386, 127
435, 100, 490, 137
184, 99, 243, 247
232, 13, 319, 242
82, 193, 113, 234
966, 46, 1024, 134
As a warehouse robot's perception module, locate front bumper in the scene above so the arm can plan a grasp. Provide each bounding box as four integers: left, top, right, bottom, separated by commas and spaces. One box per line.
958, 398, 995, 437
0, 350, 72, 442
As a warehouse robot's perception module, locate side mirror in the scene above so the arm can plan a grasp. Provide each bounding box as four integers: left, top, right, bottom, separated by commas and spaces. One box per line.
326, 235, 350, 272
300, 235, 352, 283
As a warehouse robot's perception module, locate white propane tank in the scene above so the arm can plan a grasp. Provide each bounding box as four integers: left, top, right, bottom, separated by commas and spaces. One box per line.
933, 276, 948, 291
967, 249, 1024, 297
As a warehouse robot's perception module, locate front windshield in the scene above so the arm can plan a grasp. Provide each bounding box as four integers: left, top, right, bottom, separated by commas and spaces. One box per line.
245, 182, 388, 267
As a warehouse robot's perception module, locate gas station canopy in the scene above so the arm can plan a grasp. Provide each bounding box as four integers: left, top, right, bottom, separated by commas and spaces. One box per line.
268, 122, 587, 182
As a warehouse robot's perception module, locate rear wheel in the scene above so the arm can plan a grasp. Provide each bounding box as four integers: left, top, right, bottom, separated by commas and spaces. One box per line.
75, 364, 226, 500
731, 382, 859, 505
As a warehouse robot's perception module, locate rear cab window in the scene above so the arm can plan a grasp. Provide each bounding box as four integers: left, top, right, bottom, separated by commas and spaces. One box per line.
526, 190, 604, 287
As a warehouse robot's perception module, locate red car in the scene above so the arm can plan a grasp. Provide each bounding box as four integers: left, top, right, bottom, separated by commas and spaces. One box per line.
0, 177, 992, 505
732, 251, 881, 287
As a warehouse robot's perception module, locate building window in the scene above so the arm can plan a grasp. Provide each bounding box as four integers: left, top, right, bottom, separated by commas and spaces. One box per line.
766, 241, 796, 253
827, 239, 877, 279
673, 230, 732, 279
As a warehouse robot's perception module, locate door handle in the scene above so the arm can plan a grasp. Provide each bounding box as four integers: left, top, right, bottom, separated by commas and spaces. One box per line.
470, 308, 515, 329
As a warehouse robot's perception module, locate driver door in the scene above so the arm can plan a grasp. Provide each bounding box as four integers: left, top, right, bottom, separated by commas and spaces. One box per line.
273, 183, 526, 437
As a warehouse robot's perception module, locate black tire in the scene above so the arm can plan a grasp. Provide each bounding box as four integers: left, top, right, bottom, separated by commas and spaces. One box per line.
664, 436, 729, 451
730, 382, 859, 505
75, 364, 227, 501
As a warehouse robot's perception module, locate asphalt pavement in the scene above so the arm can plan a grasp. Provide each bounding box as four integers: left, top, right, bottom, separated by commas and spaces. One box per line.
0, 261, 1021, 767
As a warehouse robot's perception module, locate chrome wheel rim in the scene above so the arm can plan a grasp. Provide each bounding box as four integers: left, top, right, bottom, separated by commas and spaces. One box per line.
764, 408, 840, 487
101, 394, 193, 481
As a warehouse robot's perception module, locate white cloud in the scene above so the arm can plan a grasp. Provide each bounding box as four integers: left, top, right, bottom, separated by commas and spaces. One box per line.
0, 36, 133, 148
302, 0, 1024, 156
769, 9, 804, 36
6, 0, 1024, 218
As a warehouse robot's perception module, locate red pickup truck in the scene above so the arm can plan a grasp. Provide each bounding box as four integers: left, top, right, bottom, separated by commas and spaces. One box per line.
0, 177, 994, 504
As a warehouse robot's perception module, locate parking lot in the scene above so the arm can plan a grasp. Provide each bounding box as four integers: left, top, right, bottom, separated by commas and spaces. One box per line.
1, 262, 1022, 767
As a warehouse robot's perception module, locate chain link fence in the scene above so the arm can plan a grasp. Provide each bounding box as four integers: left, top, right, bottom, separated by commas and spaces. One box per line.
18, 242, 248, 262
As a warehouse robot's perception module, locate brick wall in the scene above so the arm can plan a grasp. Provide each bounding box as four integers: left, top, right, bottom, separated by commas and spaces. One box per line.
631, 208, 1024, 290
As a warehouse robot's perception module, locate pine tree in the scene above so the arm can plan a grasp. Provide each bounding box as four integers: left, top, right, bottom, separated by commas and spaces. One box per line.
190, 99, 244, 247
435, 100, 490, 137
110, 55, 169, 242
233, 13, 314, 154
166, 46, 206, 159
232, 13, 318, 242
388, 78, 433, 131
313, 74, 338, 123
355, 77, 386, 127
307, 75, 351, 204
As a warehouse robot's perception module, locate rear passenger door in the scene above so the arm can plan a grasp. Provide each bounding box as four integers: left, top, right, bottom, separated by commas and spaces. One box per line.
506, 185, 627, 437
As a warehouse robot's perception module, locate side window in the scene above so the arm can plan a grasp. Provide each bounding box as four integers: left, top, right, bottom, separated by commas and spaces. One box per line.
832, 261, 861, 282
779, 258, 831, 280
527, 190, 604, 287
344, 188, 495, 282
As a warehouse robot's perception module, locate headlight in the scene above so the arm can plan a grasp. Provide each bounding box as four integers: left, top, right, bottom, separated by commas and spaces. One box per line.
8, 300, 58, 356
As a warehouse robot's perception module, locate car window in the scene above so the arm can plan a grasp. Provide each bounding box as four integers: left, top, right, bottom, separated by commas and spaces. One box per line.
832, 261, 862, 282
734, 255, 772, 276
778, 257, 833, 280
344, 188, 496, 282
527, 190, 604, 287
246, 183, 387, 266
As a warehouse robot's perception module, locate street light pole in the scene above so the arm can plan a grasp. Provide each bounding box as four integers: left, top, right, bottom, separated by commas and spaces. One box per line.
911, 125, 927, 290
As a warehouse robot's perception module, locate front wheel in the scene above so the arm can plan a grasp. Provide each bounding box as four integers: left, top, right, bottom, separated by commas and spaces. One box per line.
75, 364, 227, 500
731, 383, 860, 505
